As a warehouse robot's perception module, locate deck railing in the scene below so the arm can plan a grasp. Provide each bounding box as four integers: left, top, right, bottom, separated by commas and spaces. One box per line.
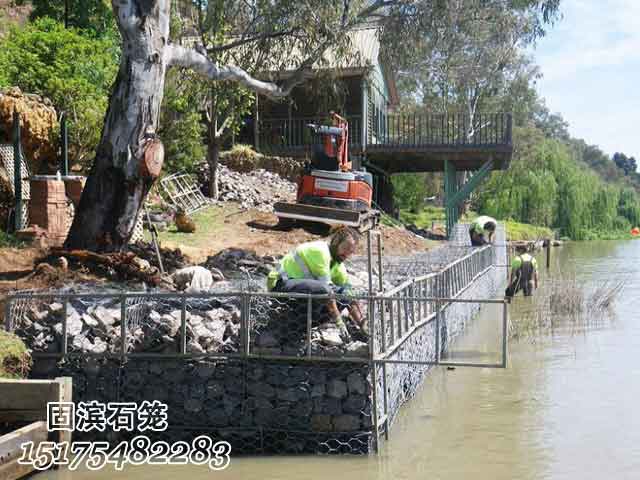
368, 111, 512, 148
256, 112, 511, 152
257, 115, 363, 152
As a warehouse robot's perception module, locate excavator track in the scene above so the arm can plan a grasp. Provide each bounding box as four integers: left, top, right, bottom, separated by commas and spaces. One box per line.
274, 202, 380, 232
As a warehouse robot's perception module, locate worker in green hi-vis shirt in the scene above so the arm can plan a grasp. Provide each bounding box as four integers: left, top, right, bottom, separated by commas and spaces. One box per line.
469, 215, 497, 246
507, 244, 539, 297
266, 227, 364, 340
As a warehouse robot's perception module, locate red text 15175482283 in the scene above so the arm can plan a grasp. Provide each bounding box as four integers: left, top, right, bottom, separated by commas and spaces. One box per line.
18, 401, 231, 471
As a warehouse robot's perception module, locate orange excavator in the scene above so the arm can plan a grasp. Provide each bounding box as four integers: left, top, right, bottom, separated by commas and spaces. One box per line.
274, 112, 379, 231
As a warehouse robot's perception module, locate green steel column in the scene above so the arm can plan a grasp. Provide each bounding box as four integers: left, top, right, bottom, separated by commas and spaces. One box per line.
444, 159, 459, 237
12, 109, 23, 232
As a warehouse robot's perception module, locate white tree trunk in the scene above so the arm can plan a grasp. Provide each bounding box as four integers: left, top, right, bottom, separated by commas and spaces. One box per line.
66, 0, 171, 250
65, 0, 296, 251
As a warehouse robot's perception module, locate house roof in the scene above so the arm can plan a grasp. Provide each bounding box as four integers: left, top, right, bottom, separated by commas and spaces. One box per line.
265, 26, 399, 106
181, 26, 399, 105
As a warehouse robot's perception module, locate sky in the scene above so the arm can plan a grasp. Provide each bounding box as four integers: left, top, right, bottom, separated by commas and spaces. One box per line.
533, 0, 640, 158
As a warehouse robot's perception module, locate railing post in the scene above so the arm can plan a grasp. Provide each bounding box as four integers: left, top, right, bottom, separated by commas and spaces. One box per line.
435, 298, 441, 364
12, 109, 23, 232
377, 232, 383, 293
62, 298, 68, 356
367, 230, 374, 295
244, 294, 251, 356
120, 295, 127, 360
4, 298, 11, 331
502, 300, 508, 368
368, 299, 380, 452
388, 299, 395, 346
180, 294, 187, 354
306, 296, 313, 357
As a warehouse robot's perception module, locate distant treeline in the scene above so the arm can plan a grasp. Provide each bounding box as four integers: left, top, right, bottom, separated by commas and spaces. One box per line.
475, 127, 640, 239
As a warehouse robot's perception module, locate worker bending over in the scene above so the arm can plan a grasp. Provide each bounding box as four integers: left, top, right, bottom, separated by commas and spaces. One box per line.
267, 227, 363, 330
507, 244, 539, 297
469, 215, 497, 246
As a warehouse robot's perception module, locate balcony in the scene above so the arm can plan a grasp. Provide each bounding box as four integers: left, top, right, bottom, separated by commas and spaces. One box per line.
255, 112, 512, 173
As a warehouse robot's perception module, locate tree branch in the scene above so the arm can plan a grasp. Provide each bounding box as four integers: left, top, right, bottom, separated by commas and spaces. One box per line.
167, 44, 296, 99
207, 28, 302, 53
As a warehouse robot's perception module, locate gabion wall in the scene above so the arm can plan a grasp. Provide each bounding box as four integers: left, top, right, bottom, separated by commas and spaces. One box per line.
31, 357, 374, 454
25, 224, 507, 455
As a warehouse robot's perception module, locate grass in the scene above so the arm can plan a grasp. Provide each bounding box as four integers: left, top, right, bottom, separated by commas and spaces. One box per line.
399, 206, 446, 228
504, 220, 553, 241
399, 206, 553, 241
0, 230, 24, 248
0, 330, 31, 379
144, 204, 231, 248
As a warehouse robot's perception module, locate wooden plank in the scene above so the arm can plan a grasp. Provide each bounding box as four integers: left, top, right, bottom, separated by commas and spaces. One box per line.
0, 456, 37, 480
55, 377, 72, 444
0, 381, 60, 411
0, 410, 46, 423
0, 421, 47, 465
0, 377, 72, 442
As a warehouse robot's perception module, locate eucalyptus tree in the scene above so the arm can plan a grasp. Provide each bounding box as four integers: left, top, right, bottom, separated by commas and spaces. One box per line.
64, 0, 562, 251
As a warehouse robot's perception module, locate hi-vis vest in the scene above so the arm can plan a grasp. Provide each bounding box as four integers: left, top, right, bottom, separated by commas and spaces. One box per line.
267, 241, 349, 291
511, 253, 537, 271
511, 253, 537, 282
471, 215, 497, 235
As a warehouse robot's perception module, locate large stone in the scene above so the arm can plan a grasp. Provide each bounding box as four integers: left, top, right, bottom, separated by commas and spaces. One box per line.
91, 306, 120, 330
326, 379, 348, 399
310, 383, 325, 398
206, 409, 229, 427
47, 302, 64, 315
309, 370, 327, 384
319, 325, 343, 347
333, 414, 361, 432
187, 341, 205, 354
195, 363, 216, 379
311, 414, 333, 432
247, 382, 275, 398
255, 331, 279, 348
277, 386, 308, 403
345, 341, 369, 356
81, 313, 99, 328
343, 395, 366, 414
185, 399, 203, 413
172, 266, 214, 292
203, 318, 226, 344
91, 337, 107, 354
290, 400, 313, 417
158, 314, 180, 337
314, 397, 341, 415
66, 307, 83, 336
347, 371, 367, 395
206, 381, 224, 398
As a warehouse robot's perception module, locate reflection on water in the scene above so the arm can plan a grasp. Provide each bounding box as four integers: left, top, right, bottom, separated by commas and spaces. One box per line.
38, 241, 640, 480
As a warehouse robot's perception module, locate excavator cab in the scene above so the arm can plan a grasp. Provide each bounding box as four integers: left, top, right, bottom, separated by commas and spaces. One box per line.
274, 112, 379, 231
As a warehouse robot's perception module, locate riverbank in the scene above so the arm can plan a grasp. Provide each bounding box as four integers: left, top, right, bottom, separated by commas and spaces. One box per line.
400, 207, 553, 241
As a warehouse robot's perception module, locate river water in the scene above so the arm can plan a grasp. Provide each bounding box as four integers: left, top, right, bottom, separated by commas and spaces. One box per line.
38, 240, 640, 480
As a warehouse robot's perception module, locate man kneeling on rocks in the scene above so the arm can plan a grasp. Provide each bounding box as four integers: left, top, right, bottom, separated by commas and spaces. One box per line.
266, 227, 364, 338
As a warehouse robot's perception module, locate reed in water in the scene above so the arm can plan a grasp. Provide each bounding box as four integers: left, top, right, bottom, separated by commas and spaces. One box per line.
509, 270, 625, 342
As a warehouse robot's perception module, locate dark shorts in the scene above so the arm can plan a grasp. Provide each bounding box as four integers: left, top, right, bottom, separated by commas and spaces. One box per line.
469, 228, 487, 246
272, 278, 350, 337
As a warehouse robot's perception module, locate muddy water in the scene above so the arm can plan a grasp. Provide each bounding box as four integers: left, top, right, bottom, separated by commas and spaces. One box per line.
38, 240, 640, 480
